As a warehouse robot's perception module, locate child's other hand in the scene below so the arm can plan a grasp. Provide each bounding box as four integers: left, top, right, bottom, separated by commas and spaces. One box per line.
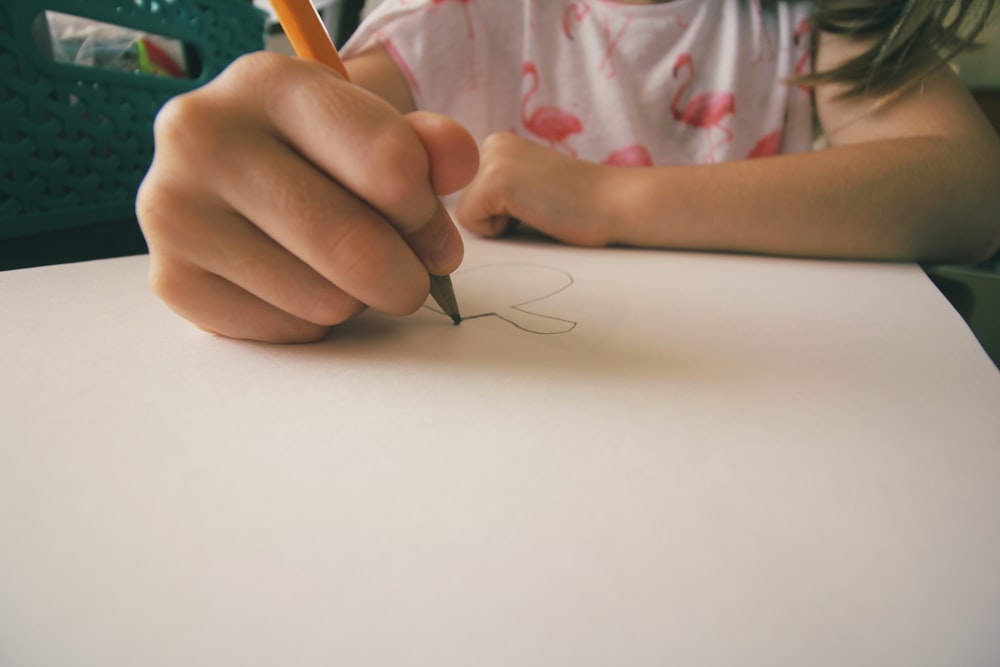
136, 52, 478, 343
456, 132, 613, 247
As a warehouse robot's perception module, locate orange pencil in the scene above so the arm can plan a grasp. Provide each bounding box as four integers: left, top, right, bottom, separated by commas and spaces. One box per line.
269, 0, 462, 324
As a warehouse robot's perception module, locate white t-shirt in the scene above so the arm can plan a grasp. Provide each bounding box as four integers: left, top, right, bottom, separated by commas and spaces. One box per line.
344, 0, 816, 166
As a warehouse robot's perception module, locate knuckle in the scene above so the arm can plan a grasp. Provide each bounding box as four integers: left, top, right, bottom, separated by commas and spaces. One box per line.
156, 90, 249, 168
134, 174, 173, 241
133, 176, 162, 237
134, 176, 188, 248
147, 260, 188, 306
480, 131, 518, 158
220, 51, 292, 93
141, 96, 220, 246
474, 150, 502, 182
152, 91, 217, 157
224, 50, 279, 78
152, 55, 284, 157
476, 136, 515, 183
475, 155, 514, 203
479, 131, 506, 153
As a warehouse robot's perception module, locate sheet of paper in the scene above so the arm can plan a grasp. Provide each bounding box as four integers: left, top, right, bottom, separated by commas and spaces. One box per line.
1, 233, 999, 667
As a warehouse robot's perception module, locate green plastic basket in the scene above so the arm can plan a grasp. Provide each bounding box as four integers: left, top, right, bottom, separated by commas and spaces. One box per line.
0, 0, 265, 240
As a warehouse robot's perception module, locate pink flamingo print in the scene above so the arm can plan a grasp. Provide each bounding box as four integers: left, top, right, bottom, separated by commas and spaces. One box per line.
747, 129, 782, 159
562, 2, 590, 39
598, 14, 631, 79
520, 61, 584, 156
671, 53, 735, 164
602, 144, 653, 167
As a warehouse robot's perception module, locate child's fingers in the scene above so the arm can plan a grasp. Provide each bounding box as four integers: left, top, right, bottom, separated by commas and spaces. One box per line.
208, 131, 432, 315
454, 134, 521, 238
141, 194, 367, 327
219, 55, 454, 243
145, 104, 433, 316
455, 132, 612, 247
203, 52, 471, 277
401, 111, 479, 274
401, 203, 465, 276
457, 212, 518, 239
148, 256, 332, 343
139, 51, 477, 339
201, 218, 369, 327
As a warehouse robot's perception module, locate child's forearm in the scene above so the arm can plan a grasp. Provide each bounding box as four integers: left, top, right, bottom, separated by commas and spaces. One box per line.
604, 135, 1000, 264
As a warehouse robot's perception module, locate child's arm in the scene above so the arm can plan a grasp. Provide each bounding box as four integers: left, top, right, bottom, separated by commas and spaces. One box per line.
457, 32, 1000, 264
137, 47, 476, 342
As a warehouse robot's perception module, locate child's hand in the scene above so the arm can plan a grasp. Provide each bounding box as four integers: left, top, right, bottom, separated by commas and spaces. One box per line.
136, 52, 478, 342
456, 132, 613, 247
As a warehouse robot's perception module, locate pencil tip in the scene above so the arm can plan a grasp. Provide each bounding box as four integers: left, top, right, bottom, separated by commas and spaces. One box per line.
429, 274, 462, 327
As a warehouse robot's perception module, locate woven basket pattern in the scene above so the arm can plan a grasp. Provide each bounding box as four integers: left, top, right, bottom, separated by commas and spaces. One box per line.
0, 0, 265, 239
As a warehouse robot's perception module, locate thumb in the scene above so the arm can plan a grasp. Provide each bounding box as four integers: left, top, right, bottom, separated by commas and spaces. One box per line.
403, 111, 479, 197
398, 112, 478, 275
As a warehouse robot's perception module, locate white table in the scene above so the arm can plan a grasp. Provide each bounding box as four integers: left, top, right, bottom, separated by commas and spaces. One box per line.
2, 234, 999, 667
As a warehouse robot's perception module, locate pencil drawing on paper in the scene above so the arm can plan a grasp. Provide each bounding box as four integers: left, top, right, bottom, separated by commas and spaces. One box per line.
425, 262, 578, 334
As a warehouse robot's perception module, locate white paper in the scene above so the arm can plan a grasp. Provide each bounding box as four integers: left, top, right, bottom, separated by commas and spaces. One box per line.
2, 233, 999, 667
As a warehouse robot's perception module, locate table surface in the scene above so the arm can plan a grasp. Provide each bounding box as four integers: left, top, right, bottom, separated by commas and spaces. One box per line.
2, 234, 999, 667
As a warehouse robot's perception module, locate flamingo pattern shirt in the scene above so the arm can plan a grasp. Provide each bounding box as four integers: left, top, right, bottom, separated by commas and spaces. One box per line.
343, 0, 816, 167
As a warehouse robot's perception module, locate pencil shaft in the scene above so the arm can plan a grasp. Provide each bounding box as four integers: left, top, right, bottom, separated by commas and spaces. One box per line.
269, 0, 351, 80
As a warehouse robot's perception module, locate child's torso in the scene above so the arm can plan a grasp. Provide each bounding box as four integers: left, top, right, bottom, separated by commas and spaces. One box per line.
345, 0, 817, 165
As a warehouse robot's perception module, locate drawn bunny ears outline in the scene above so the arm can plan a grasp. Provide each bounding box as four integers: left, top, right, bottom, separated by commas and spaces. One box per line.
424, 262, 578, 335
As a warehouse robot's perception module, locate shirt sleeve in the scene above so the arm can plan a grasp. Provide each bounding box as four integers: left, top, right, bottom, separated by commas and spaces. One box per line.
340, 0, 479, 113
340, 0, 524, 147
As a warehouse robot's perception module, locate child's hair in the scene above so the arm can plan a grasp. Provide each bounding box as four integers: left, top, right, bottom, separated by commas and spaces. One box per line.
801, 0, 997, 95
